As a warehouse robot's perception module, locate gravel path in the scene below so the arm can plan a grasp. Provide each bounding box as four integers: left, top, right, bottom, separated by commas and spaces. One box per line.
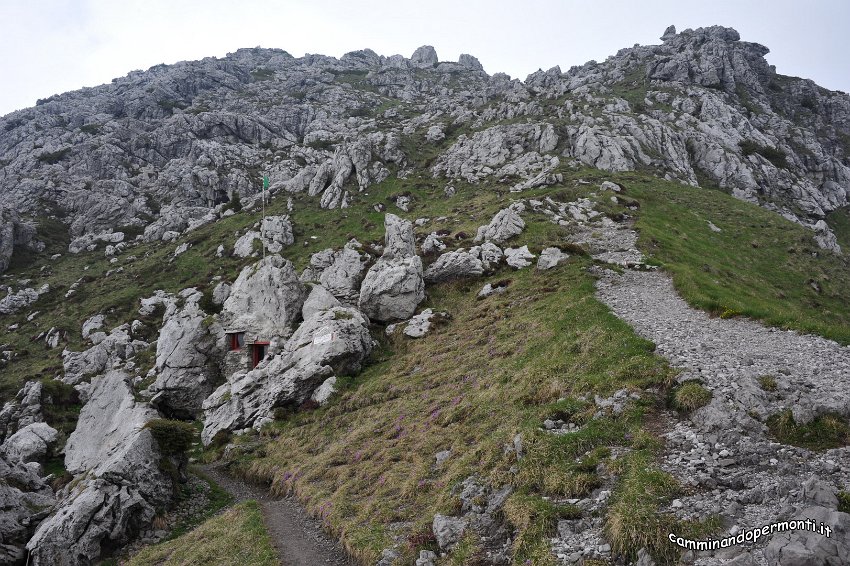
593, 268, 850, 565
200, 464, 354, 566
543, 192, 850, 564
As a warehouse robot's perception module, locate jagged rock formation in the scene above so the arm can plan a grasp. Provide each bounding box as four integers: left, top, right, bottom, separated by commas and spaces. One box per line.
358, 214, 425, 322
61, 322, 150, 385
0, 453, 55, 564
0, 27, 846, 267
148, 288, 224, 419
202, 304, 372, 444
424, 249, 485, 283
0, 208, 42, 274
27, 371, 177, 566
220, 254, 307, 339
301, 245, 368, 305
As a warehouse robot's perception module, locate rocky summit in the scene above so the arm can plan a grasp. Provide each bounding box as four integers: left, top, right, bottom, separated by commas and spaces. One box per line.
1, 24, 850, 566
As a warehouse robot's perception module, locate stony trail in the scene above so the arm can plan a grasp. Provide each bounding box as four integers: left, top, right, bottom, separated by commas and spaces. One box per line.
592, 268, 850, 564
200, 464, 354, 566
544, 191, 850, 564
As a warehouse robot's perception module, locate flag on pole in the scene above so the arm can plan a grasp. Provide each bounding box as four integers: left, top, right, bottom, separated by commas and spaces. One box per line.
263, 175, 269, 190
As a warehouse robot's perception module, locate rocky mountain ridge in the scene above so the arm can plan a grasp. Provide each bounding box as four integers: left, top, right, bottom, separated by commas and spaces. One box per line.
1, 24, 849, 275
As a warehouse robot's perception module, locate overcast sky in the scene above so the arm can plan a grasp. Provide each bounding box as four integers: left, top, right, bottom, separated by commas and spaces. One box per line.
1, 0, 848, 117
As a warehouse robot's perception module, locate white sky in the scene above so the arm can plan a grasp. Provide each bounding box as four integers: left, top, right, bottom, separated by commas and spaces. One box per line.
1, 0, 849, 117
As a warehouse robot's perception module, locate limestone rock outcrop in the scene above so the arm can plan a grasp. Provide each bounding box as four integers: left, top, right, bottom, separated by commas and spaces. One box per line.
301, 246, 368, 305
358, 214, 424, 322
202, 305, 372, 444
61, 323, 150, 385
0, 453, 55, 564
27, 371, 175, 566
220, 254, 307, 339
424, 249, 484, 283
474, 206, 525, 244
149, 288, 224, 419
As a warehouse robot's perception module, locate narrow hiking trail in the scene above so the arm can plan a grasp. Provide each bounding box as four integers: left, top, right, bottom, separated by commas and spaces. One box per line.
547, 189, 850, 564
200, 464, 353, 566
594, 268, 850, 564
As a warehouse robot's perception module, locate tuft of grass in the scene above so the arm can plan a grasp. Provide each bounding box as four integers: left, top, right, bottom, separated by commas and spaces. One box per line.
671, 382, 712, 412
604, 451, 721, 565
126, 500, 276, 566
758, 375, 778, 392
502, 492, 574, 565
766, 410, 850, 451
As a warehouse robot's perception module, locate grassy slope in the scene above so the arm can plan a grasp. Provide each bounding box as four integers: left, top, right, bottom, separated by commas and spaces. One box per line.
618, 174, 850, 344
126, 500, 277, 566
238, 254, 676, 564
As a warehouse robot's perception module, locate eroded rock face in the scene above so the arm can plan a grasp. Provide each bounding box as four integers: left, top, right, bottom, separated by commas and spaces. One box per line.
0, 284, 49, 315
28, 371, 175, 566
260, 215, 294, 253
220, 254, 307, 339
302, 246, 368, 305
0, 380, 44, 441
64, 371, 159, 475
202, 305, 372, 444
358, 214, 424, 322
0, 207, 42, 275
474, 206, 525, 244
149, 288, 224, 419
0, 453, 54, 564
0, 422, 58, 464
61, 323, 150, 385
424, 250, 484, 283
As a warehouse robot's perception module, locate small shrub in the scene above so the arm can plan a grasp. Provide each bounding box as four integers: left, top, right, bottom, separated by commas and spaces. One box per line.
37, 147, 71, 164
222, 191, 242, 214
758, 375, 778, 392
838, 491, 850, 513
145, 419, 197, 456
250, 68, 275, 81
333, 310, 353, 320
198, 288, 223, 315
672, 382, 712, 412
738, 139, 787, 168
79, 123, 101, 135
306, 139, 336, 151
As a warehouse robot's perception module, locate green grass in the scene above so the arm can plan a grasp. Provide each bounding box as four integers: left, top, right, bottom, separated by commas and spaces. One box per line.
226, 247, 673, 563
766, 410, 850, 451
838, 491, 850, 514
604, 451, 721, 565
620, 174, 850, 344
758, 375, 778, 392
126, 500, 276, 566
671, 382, 712, 412
826, 206, 850, 252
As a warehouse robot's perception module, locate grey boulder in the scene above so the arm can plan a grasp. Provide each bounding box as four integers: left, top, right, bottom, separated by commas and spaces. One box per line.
474, 206, 525, 244
149, 288, 224, 419
358, 214, 424, 322
537, 247, 569, 270
0, 453, 54, 564
424, 249, 484, 283
0, 422, 58, 464
221, 254, 307, 339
